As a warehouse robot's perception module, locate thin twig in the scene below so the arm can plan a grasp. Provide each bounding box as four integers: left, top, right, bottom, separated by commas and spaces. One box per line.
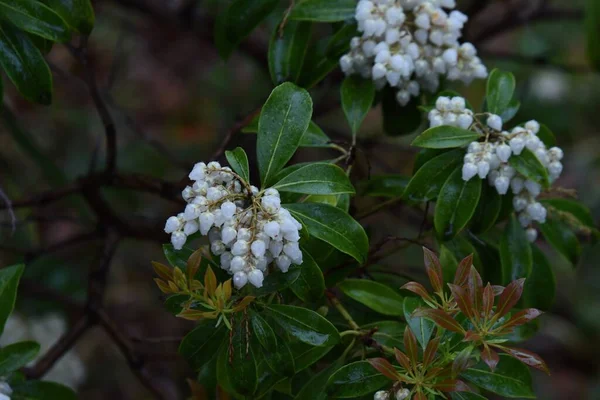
0, 185, 16, 235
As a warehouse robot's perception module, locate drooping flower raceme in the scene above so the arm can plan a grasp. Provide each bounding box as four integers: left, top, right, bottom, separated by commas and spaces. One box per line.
428, 96, 565, 242
340, 0, 488, 106
164, 162, 303, 289
0, 380, 11, 400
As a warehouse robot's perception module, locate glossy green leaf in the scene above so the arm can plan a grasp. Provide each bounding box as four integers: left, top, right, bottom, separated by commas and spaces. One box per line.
289, 0, 355, 22
382, 88, 422, 136
541, 198, 595, 228
162, 244, 192, 270
586, 0, 600, 71
0, 0, 70, 42
0, 264, 24, 335
251, 311, 295, 376
257, 82, 313, 186
500, 99, 521, 123
0, 22, 52, 104
539, 215, 581, 265
339, 279, 405, 316
326, 361, 388, 398
0, 341, 39, 376
43, 0, 94, 35
403, 149, 463, 202
500, 215, 533, 283
486, 69, 516, 116
273, 163, 354, 195
179, 320, 227, 371
214, 0, 278, 60
470, 183, 502, 234
296, 355, 344, 400
290, 250, 325, 303
300, 121, 331, 147
537, 124, 556, 147
291, 342, 334, 371
163, 293, 189, 315
285, 203, 369, 263
413, 148, 448, 173
461, 354, 535, 398
265, 304, 340, 347
225, 146, 250, 182
341, 76, 375, 135
360, 175, 409, 198
412, 126, 481, 149
269, 19, 312, 84
403, 297, 434, 349
219, 316, 258, 395
11, 380, 77, 400
362, 321, 406, 349
434, 167, 482, 240
523, 245, 556, 311
509, 148, 550, 187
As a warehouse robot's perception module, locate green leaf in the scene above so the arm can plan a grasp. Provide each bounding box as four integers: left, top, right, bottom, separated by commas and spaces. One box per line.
0, 264, 24, 335
339, 279, 404, 316
434, 167, 482, 240
362, 321, 406, 349
285, 203, 369, 263
403, 149, 463, 202
486, 69, 516, 116
359, 175, 409, 198
162, 244, 192, 270
251, 311, 295, 376
0, 22, 52, 104
586, 0, 600, 71
289, 0, 356, 22
214, 0, 278, 60
508, 148, 550, 187
269, 19, 312, 84
382, 87, 422, 136
273, 163, 354, 195
523, 245, 556, 311
0, 0, 70, 42
179, 320, 227, 371
470, 183, 502, 234
412, 126, 481, 149
413, 148, 448, 173
461, 354, 535, 398
341, 76, 375, 135
541, 198, 595, 228
326, 361, 388, 398
537, 124, 556, 147
218, 316, 258, 395
500, 215, 533, 284
450, 392, 487, 400
11, 380, 77, 400
403, 297, 434, 349
291, 342, 334, 372
290, 250, 325, 303
0, 341, 40, 376
43, 0, 94, 35
299, 121, 331, 147
500, 99, 521, 123
296, 355, 344, 400
539, 215, 581, 265
225, 146, 250, 182
257, 82, 313, 187
265, 304, 340, 347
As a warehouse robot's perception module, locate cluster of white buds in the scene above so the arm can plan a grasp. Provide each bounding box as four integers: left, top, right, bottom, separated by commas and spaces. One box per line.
428, 97, 565, 242
374, 388, 410, 400
340, 0, 487, 106
0, 380, 11, 400
165, 161, 303, 289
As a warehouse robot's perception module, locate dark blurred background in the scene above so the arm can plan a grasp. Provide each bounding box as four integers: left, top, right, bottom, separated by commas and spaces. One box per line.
0, 0, 598, 399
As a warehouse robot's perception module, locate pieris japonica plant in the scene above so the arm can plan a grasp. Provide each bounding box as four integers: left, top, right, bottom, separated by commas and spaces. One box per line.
150, 1, 597, 399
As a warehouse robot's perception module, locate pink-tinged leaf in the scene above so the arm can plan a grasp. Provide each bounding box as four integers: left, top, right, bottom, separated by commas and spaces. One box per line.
454, 254, 473, 286
368, 358, 401, 381
423, 247, 444, 292
492, 285, 505, 295
413, 309, 465, 333
481, 344, 499, 371
404, 326, 419, 363
452, 347, 474, 377
434, 379, 473, 393
467, 266, 483, 310
423, 336, 440, 368
463, 331, 481, 342
482, 283, 494, 318
496, 346, 550, 375
401, 282, 435, 303
496, 278, 526, 319
394, 348, 411, 371
412, 392, 427, 400
448, 284, 475, 320
500, 308, 543, 332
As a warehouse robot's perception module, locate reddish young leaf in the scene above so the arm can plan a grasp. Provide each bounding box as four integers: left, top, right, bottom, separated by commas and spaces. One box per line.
412, 392, 427, 400
467, 266, 483, 310
423, 336, 440, 368
500, 308, 543, 332
463, 331, 482, 342
413, 309, 465, 333
454, 254, 473, 286
496, 278, 526, 319
452, 347, 474, 377
433, 380, 473, 392
448, 284, 475, 320
404, 326, 419, 363
423, 247, 444, 293
401, 282, 435, 303
481, 344, 499, 371
495, 346, 550, 375
394, 348, 411, 371
482, 283, 494, 318
368, 358, 401, 381
492, 285, 505, 295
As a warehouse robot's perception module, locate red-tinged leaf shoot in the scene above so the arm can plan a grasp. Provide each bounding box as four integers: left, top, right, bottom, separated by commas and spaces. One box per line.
467, 266, 483, 310
448, 284, 475, 320
413, 308, 465, 333
452, 346, 474, 377
401, 282, 435, 303
423, 247, 444, 293
495, 278, 526, 319
500, 308, 543, 332
368, 358, 402, 381
481, 344, 499, 371
454, 254, 473, 286
404, 325, 419, 363
463, 331, 481, 342
482, 283, 494, 318
423, 336, 440, 368
394, 348, 412, 371
434, 379, 473, 393
495, 345, 551, 375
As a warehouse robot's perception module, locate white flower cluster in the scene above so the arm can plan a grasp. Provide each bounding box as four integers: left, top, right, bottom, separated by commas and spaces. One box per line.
0, 381, 11, 400
340, 0, 487, 106
164, 161, 303, 289
428, 96, 565, 242
374, 388, 410, 400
